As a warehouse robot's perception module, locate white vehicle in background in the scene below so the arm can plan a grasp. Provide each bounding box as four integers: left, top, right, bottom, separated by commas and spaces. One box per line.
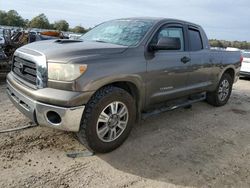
68, 33, 82, 40
240, 52, 250, 77
226, 47, 240, 51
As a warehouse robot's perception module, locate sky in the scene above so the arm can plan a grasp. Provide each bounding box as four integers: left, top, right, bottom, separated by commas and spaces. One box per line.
1, 0, 250, 41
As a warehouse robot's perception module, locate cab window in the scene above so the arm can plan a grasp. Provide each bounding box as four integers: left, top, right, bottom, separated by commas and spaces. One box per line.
151, 27, 184, 51
188, 28, 203, 51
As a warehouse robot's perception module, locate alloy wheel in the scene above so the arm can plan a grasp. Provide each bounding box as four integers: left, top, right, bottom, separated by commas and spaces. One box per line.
218, 79, 230, 101
96, 101, 129, 142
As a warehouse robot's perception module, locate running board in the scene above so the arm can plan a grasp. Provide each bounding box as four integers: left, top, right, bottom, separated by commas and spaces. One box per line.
142, 93, 206, 120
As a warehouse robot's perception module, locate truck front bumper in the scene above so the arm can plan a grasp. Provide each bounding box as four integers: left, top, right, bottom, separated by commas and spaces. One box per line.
6, 79, 85, 132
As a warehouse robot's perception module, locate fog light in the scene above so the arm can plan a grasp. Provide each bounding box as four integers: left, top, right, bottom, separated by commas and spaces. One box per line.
46, 111, 62, 125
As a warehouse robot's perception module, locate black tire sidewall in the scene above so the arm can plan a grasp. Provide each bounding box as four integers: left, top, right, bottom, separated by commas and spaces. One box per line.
84, 88, 136, 153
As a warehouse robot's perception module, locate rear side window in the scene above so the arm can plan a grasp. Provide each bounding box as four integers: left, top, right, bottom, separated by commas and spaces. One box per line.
188, 28, 203, 51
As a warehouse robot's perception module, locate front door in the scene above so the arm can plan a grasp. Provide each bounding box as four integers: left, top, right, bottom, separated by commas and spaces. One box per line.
146, 24, 191, 106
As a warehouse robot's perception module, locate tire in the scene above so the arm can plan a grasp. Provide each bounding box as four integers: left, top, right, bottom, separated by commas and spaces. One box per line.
76, 86, 136, 153
206, 73, 233, 107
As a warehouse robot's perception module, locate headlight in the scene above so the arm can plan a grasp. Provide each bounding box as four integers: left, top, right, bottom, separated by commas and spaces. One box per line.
48, 63, 87, 81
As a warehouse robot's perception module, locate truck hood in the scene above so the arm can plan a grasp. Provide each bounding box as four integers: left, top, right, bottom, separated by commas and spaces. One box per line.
18, 39, 128, 63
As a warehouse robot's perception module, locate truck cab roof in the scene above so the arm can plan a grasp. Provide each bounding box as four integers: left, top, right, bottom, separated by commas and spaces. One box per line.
116, 17, 202, 28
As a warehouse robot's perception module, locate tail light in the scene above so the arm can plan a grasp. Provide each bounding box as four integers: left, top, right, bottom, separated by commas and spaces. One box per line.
240, 55, 243, 64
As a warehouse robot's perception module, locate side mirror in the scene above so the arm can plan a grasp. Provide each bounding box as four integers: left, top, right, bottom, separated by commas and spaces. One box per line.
150, 37, 181, 51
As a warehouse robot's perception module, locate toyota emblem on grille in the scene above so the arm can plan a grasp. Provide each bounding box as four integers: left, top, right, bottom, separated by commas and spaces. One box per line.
19, 63, 24, 74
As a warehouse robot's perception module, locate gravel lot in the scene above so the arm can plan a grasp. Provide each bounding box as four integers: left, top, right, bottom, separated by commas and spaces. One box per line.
0, 78, 250, 188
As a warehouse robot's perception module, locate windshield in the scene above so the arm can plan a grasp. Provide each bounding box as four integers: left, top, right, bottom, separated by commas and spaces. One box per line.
243, 52, 250, 58
80, 20, 154, 46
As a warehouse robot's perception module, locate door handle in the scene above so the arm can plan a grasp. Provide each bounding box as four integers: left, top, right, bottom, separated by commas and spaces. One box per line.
181, 56, 191, 64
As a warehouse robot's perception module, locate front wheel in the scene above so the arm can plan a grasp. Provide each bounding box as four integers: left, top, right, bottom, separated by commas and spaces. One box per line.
206, 73, 233, 106
76, 86, 136, 153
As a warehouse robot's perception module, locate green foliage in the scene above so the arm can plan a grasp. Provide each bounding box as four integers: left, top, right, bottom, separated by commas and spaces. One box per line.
29, 13, 50, 29
49, 23, 55, 30
0, 9, 88, 33
0, 10, 26, 27
53, 20, 69, 31
70, 25, 87, 33
209, 39, 250, 50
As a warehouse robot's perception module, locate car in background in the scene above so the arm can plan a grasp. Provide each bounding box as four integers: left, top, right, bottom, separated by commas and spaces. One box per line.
240, 52, 250, 77
226, 47, 240, 51
68, 33, 82, 39
0, 36, 5, 45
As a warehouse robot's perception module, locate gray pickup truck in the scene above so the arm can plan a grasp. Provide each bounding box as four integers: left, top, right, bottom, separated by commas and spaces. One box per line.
6, 18, 242, 153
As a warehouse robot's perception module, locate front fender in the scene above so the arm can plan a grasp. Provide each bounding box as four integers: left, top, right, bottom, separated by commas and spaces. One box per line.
76, 74, 146, 109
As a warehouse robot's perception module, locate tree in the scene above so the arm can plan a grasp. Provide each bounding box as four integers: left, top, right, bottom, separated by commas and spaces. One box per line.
50, 23, 55, 30
0, 10, 7, 25
70, 25, 87, 33
29, 13, 50, 29
54, 20, 69, 31
0, 10, 26, 27
209, 39, 250, 50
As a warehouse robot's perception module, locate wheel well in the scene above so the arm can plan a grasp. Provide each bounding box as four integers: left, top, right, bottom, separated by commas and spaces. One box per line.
111, 82, 139, 98
103, 81, 141, 121
224, 68, 235, 81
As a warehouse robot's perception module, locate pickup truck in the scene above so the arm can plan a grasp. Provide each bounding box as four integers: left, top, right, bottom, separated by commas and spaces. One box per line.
6, 18, 242, 153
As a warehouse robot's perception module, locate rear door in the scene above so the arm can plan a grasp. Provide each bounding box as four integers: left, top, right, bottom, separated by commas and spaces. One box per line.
146, 23, 191, 105
186, 26, 213, 91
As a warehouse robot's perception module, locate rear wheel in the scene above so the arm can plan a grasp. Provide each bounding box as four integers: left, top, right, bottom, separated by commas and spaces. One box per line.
76, 86, 136, 153
206, 73, 233, 106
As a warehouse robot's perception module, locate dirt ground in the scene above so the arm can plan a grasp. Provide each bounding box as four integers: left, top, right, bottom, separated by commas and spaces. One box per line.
0, 78, 250, 188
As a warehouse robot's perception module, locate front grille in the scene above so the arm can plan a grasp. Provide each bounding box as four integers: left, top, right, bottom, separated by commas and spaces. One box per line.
12, 56, 37, 85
